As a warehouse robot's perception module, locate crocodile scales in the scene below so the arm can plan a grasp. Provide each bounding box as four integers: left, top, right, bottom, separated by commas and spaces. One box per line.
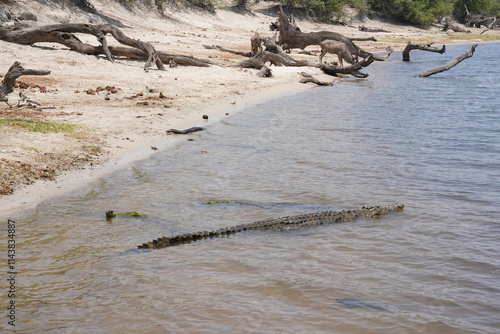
138, 203, 404, 249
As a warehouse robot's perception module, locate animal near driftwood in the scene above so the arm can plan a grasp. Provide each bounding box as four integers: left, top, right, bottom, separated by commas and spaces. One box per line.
251, 32, 263, 56
276, 5, 372, 60
319, 40, 354, 66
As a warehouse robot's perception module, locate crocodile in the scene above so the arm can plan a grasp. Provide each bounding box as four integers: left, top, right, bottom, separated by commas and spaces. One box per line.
138, 203, 404, 250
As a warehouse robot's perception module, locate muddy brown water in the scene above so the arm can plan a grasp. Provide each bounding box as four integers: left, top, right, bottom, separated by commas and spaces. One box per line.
2, 43, 500, 333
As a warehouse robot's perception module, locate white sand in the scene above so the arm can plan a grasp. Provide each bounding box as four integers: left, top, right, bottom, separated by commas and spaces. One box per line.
1, 0, 497, 214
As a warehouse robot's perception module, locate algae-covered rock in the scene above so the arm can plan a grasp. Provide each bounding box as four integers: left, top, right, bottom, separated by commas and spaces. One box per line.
106, 210, 148, 219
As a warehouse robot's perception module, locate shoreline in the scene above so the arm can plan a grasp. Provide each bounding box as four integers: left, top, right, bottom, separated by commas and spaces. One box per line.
0, 78, 311, 216
1, 0, 499, 216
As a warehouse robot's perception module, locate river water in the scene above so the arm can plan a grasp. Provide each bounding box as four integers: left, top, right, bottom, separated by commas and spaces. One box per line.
3, 43, 500, 333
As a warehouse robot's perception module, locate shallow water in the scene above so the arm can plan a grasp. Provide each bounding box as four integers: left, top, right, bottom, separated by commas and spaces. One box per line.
3, 43, 500, 333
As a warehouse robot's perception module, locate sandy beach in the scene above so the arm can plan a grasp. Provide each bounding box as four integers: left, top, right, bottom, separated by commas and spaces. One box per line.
1, 0, 498, 214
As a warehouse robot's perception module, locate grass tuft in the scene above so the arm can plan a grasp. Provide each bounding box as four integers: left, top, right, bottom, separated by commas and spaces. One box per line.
0, 119, 80, 134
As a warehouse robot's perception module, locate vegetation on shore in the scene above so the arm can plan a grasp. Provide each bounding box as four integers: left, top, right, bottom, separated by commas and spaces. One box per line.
18, 0, 500, 27
102, 0, 500, 26
0, 119, 81, 134
0, 119, 103, 196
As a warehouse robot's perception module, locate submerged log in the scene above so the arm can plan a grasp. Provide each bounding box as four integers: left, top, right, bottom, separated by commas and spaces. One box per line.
402, 41, 446, 61
1, 62, 50, 106
416, 44, 477, 78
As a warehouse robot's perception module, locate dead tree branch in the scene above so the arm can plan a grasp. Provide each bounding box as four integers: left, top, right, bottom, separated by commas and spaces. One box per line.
359, 26, 389, 33
235, 50, 311, 69
442, 22, 471, 33
1, 62, 51, 106
416, 44, 477, 78
276, 5, 380, 60
299, 73, 332, 86
402, 41, 446, 61
0, 24, 215, 69
350, 36, 378, 42
203, 44, 253, 58
0, 23, 169, 71
320, 55, 374, 78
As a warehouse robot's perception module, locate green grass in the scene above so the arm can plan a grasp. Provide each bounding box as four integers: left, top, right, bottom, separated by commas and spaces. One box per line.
0, 119, 80, 134
445, 33, 500, 41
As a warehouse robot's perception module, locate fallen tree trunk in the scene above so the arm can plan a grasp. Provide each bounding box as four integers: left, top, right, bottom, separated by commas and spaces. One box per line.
351, 36, 377, 42
358, 26, 389, 33
402, 41, 446, 61
0, 23, 166, 71
321, 55, 374, 78
442, 22, 471, 33
276, 5, 376, 60
235, 50, 311, 69
416, 44, 477, 78
0, 24, 215, 68
112, 46, 216, 67
203, 44, 253, 58
1, 62, 51, 106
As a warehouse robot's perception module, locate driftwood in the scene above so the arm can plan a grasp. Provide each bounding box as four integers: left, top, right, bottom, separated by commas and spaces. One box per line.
402, 41, 446, 61
321, 55, 374, 78
463, 5, 498, 29
276, 6, 377, 60
114, 47, 215, 67
359, 26, 389, 33
166, 127, 205, 134
299, 73, 332, 86
1, 62, 50, 106
0, 23, 165, 71
209, 35, 312, 69
203, 44, 253, 58
0, 23, 215, 70
384, 46, 394, 59
442, 22, 471, 33
351, 36, 377, 42
235, 50, 310, 69
416, 44, 477, 78
256, 66, 273, 78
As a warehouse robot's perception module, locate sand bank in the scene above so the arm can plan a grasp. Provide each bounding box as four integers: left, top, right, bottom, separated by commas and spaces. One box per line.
1, 0, 498, 214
